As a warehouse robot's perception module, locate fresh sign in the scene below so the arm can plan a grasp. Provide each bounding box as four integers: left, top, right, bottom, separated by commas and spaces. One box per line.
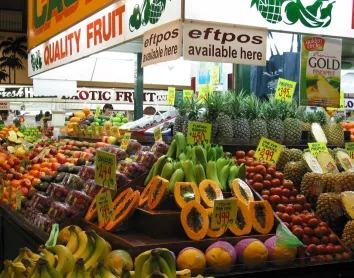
211, 199, 238, 229
275, 78, 296, 102
254, 137, 283, 166
95, 150, 117, 189
187, 122, 212, 146
96, 191, 114, 222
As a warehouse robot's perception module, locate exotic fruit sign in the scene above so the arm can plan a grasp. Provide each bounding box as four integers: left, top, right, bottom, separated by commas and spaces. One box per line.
300, 35, 342, 108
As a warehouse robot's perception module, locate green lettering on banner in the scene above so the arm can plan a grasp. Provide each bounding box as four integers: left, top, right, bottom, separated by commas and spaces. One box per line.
34, 0, 47, 29
46, 0, 64, 21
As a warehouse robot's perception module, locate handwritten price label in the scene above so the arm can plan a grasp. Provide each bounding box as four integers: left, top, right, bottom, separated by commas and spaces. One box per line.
183, 90, 194, 100
95, 150, 117, 189
15, 190, 22, 210
120, 132, 131, 151
211, 199, 238, 230
187, 121, 212, 147
254, 137, 283, 165
167, 87, 175, 105
96, 191, 114, 222
346, 143, 354, 161
308, 142, 329, 158
154, 127, 162, 142
275, 78, 296, 102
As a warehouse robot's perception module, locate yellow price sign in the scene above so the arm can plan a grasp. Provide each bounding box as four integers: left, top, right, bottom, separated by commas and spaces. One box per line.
211, 199, 238, 230
95, 105, 101, 117
120, 132, 131, 151
275, 78, 297, 102
154, 127, 162, 142
167, 87, 175, 105
15, 190, 22, 210
96, 191, 114, 222
183, 90, 194, 99
308, 142, 329, 158
95, 150, 117, 189
187, 121, 212, 147
198, 85, 213, 102
254, 137, 283, 166
346, 143, 354, 160
211, 66, 220, 85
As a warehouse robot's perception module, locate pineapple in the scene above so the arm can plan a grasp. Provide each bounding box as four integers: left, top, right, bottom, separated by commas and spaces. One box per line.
245, 95, 268, 144
340, 172, 354, 192
321, 173, 342, 193
316, 193, 343, 227
200, 93, 220, 138
341, 192, 354, 220
289, 148, 303, 162
173, 99, 189, 136
216, 93, 234, 139
276, 147, 292, 172
284, 161, 308, 188
263, 97, 285, 144
183, 98, 203, 136
311, 111, 328, 143
342, 220, 354, 250
300, 110, 313, 132
230, 90, 250, 143
327, 115, 345, 146
300, 172, 323, 203
283, 100, 302, 145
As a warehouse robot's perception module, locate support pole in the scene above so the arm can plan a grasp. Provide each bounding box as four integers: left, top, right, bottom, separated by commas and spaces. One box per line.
134, 53, 144, 120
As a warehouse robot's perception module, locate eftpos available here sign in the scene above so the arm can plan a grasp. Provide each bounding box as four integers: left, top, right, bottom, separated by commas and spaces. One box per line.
183, 20, 267, 66
142, 20, 182, 67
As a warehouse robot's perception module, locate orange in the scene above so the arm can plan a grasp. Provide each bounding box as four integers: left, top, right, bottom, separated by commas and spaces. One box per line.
10, 180, 21, 188
31, 164, 41, 171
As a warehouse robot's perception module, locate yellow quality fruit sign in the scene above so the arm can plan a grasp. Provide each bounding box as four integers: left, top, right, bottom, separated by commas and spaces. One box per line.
346, 142, 354, 161
254, 137, 283, 165
167, 87, 175, 105
154, 127, 162, 142
183, 90, 194, 99
96, 191, 114, 222
308, 142, 328, 158
120, 132, 131, 151
211, 199, 238, 230
275, 78, 297, 102
95, 150, 117, 189
187, 121, 212, 146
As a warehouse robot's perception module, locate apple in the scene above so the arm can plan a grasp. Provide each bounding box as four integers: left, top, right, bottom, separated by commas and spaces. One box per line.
321, 236, 329, 245
261, 189, 270, 196
311, 237, 321, 245
313, 227, 322, 238
334, 245, 344, 253
326, 245, 335, 255
282, 188, 291, 198
269, 195, 281, 204
320, 226, 330, 236
302, 235, 311, 245
296, 194, 306, 204
285, 205, 295, 215
303, 203, 312, 210
282, 213, 291, 223
247, 150, 255, 157
292, 188, 299, 197
282, 180, 294, 190
307, 244, 317, 256
335, 253, 343, 261
292, 216, 303, 225
236, 151, 245, 159
289, 196, 295, 203
263, 180, 271, 189
276, 204, 286, 212
294, 204, 303, 212
342, 252, 351, 260
303, 227, 313, 237
270, 187, 282, 196
292, 227, 304, 238
308, 218, 319, 228
328, 234, 338, 244
316, 244, 327, 255
264, 174, 272, 181
271, 179, 281, 187
276, 211, 283, 218
281, 196, 289, 204
262, 195, 269, 201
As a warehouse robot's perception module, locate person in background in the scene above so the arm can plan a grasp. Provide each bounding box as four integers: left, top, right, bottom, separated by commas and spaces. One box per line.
42, 111, 52, 129
0, 110, 9, 121
102, 104, 114, 117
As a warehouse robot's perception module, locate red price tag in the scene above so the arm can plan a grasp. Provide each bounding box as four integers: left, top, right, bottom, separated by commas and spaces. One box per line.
192, 131, 206, 144
259, 148, 275, 162
215, 211, 231, 227
97, 164, 112, 180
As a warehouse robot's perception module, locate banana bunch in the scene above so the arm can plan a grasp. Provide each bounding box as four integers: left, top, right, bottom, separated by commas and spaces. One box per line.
134, 248, 176, 278
144, 132, 246, 193
65, 258, 94, 278
27, 258, 63, 278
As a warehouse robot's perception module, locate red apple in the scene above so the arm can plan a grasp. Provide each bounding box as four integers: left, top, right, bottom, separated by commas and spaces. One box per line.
308, 218, 319, 228
292, 216, 303, 225
303, 227, 313, 237
302, 235, 311, 245
282, 213, 291, 223
326, 245, 335, 255
269, 195, 281, 204
307, 244, 317, 256
285, 205, 295, 215
313, 227, 322, 238
334, 245, 344, 253
328, 234, 338, 244
281, 196, 289, 204
276, 204, 286, 212
294, 204, 303, 212
292, 227, 304, 238
236, 151, 246, 159
303, 203, 312, 210
296, 194, 306, 204
317, 244, 327, 255
282, 188, 291, 198
311, 237, 321, 245
321, 236, 329, 245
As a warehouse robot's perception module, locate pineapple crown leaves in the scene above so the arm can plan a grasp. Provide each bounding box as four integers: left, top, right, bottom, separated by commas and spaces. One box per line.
202, 93, 224, 121
229, 89, 249, 118
186, 98, 203, 121
265, 96, 288, 120
313, 111, 328, 125
244, 94, 266, 120
333, 115, 345, 124
174, 99, 190, 117
283, 100, 301, 120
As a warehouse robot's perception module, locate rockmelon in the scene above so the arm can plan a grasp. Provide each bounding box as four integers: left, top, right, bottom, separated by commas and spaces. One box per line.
180, 200, 208, 241
199, 180, 223, 208
206, 208, 227, 238
174, 182, 200, 209
176, 247, 206, 276
205, 241, 237, 273
231, 179, 254, 206
264, 236, 297, 266
235, 239, 268, 269
228, 197, 252, 236
249, 200, 274, 234
147, 176, 169, 210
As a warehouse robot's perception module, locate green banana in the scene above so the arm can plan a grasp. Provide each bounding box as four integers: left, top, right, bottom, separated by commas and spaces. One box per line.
206, 160, 220, 187
134, 250, 151, 278
37, 260, 50, 278
179, 153, 187, 162
84, 231, 109, 270
174, 161, 183, 170
100, 263, 117, 278
185, 146, 192, 160
167, 168, 184, 193
191, 147, 197, 164
160, 161, 174, 181
81, 234, 95, 263
219, 164, 230, 191
183, 160, 197, 184
238, 163, 246, 181
175, 132, 186, 158
195, 163, 206, 186
166, 139, 176, 159
152, 155, 167, 177
195, 145, 207, 171
216, 158, 229, 180
45, 245, 74, 276
215, 145, 224, 160
159, 249, 176, 278
30, 261, 41, 278
156, 256, 172, 278
144, 163, 156, 186
207, 147, 216, 161
228, 165, 239, 191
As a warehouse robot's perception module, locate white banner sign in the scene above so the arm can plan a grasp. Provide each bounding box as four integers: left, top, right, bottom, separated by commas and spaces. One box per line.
183, 20, 267, 66
345, 98, 354, 110
142, 20, 182, 67
0, 101, 9, 110
185, 0, 354, 39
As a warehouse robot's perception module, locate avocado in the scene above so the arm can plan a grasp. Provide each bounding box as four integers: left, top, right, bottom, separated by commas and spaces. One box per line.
77, 158, 86, 167
55, 173, 66, 183
26, 188, 37, 200
57, 164, 69, 173
41, 176, 54, 183
34, 182, 49, 192
72, 166, 82, 174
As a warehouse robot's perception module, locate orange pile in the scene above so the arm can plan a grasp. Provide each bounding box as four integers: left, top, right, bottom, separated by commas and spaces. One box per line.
0, 126, 19, 137
340, 122, 354, 142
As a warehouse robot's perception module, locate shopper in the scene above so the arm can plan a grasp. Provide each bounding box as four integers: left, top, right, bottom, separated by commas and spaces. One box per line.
102, 104, 114, 116
0, 110, 9, 121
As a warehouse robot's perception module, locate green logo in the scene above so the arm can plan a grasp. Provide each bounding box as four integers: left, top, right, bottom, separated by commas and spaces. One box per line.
251, 0, 336, 28
31, 50, 42, 71
129, 0, 171, 32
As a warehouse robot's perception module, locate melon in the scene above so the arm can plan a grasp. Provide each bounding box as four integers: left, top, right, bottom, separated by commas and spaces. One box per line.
104, 250, 133, 276
205, 241, 236, 273
235, 239, 268, 269
264, 236, 297, 266
176, 247, 206, 276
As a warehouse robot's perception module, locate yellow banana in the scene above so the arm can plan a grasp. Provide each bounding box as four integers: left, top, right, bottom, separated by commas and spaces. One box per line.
45, 245, 74, 277
38, 260, 51, 278
73, 231, 88, 260
159, 248, 176, 278
13, 249, 29, 263
38, 245, 57, 268
65, 265, 78, 278
156, 255, 173, 278
141, 256, 155, 278
21, 258, 36, 277
9, 261, 27, 278
100, 264, 117, 278
84, 231, 108, 270
0, 260, 13, 278
176, 269, 191, 278
65, 226, 79, 254
81, 234, 95, 263
75, 259, 86, 278
58, 225, 82, 245
134, 250, 151, 278
23, 248, 41, 261
29, 262, 41, 278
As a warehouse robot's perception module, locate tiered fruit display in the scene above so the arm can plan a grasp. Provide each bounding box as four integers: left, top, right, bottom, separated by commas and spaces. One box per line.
0, 125, 20, 138
21, 126, 41, 138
